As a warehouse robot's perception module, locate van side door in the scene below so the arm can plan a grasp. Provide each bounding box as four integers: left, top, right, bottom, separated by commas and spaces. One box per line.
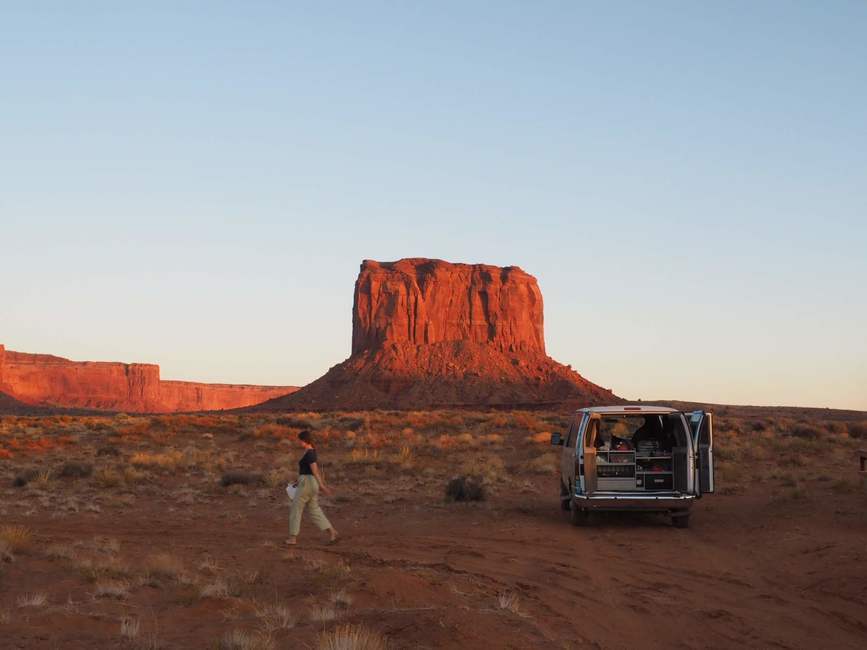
560, 415, 582, 493
687, 411, 714, 495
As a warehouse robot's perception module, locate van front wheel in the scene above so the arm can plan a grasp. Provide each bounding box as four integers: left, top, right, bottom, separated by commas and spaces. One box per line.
560, 481, 571, 511
671, 513, 690, 529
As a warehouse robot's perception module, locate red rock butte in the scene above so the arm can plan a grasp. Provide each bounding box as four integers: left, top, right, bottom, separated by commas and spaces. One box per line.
0, 344, 296, 413
258, 258, 619, 410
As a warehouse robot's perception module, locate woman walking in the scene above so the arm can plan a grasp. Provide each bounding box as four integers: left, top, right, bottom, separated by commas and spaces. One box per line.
287, 430, 338, 545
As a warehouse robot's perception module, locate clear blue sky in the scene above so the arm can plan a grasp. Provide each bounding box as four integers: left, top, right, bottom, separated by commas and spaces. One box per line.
2, 2, 865, 409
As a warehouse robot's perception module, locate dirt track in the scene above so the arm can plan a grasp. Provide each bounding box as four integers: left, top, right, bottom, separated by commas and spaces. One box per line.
4, 480, 866, 649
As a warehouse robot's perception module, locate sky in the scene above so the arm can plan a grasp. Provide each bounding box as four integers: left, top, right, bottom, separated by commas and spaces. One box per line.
1, 1, 865, 410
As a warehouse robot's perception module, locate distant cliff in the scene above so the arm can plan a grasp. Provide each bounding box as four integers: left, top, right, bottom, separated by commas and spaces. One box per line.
0, 344, 296, 413
257, 258, 618, 410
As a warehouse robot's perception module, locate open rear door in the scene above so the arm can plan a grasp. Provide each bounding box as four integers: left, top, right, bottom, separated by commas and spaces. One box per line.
687, 411, 714, 495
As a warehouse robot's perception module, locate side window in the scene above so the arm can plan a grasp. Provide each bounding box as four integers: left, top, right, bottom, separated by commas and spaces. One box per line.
584, 419, 598, 448
566, 414, 584, 447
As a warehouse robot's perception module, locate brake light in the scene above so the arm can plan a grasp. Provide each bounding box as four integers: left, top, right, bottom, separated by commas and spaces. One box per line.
624, 406, 641, 411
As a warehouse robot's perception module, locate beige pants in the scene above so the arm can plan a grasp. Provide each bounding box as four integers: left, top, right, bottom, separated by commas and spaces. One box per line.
288, 475, 332, 536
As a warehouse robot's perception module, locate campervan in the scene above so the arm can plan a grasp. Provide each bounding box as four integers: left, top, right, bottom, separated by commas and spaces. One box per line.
551, 406, 714, 528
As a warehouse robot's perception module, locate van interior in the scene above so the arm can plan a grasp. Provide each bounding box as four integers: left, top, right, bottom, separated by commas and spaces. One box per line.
585, 414, 690, 493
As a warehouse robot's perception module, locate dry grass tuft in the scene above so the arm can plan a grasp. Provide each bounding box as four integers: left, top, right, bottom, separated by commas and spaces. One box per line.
309, 604, 338, 622
120, 616, 140, 640
220, 629, 275, 650
318, 624, 388, 650
44, 543, 77, 560
329, 589, 354, 609
200, 578, 230, 599
76, 556, 132, 582
94, 579, 130, 599
497, 591, 522, 615
254, 602, 295, 631
16, 592, 48, 608
0, 525, 33, 553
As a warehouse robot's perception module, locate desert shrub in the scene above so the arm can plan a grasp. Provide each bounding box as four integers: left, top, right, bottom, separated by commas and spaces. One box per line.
336, 416, 365, 431
0, 525, 32, 553
255, 423, 293, 438
96, 446, 121, 457
318, 624, 387, 650
459, 452, 505, 486
526, 431, 552, 444
788, 424, 822, 439
130, 450, 185, 470
750, 420, 767, 432
220, 471, 264, 487
848, 421, 867, 439
511, 412, 546, 432
276, 415, 317, 429
122, 466, 148, 484
526, 453, 557, 474
12, 469, 38, 487
59, 462, 93, 478
92, 467, 123, 488
445, 476, 486, 502
145, 552, 185, 579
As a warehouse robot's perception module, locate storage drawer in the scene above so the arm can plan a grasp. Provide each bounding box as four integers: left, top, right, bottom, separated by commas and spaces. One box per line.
597, 477, 637, 491
641, 474, 673, 491
598, 464, 635, 478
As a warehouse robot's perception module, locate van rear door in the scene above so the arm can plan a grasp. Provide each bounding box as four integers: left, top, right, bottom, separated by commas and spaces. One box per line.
687, 411, 714, 495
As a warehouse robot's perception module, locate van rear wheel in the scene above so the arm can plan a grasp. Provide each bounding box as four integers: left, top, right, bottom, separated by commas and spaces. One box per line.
570, 503, 593, 527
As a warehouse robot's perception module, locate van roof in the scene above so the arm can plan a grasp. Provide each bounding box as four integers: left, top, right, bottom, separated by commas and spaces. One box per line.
579, 405, 678, 414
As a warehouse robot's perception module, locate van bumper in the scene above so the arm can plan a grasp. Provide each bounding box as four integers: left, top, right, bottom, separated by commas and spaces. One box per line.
573, 493, 695, 513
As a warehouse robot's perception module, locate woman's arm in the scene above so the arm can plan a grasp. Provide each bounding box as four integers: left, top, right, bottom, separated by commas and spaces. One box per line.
310, 462, 332, 495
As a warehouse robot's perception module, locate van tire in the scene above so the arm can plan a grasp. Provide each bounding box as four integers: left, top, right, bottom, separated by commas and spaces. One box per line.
570, 504, 593, 527
560, 481, 571, 511
671, 513, 690, 528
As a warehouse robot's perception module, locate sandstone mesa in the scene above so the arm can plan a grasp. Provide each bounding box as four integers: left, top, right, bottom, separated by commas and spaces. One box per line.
258, 258, 618, 410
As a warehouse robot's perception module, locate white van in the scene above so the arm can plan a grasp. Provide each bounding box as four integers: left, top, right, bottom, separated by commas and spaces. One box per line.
551, 406, 714, 528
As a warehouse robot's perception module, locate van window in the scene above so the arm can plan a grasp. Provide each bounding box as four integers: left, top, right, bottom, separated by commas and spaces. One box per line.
565, 419, 576, 447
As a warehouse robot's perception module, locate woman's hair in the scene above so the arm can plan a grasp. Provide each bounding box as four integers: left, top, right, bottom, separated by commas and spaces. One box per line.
298, 429, 313, 444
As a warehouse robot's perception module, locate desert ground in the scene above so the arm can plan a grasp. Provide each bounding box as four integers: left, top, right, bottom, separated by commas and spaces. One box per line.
1, 407, 866, 649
